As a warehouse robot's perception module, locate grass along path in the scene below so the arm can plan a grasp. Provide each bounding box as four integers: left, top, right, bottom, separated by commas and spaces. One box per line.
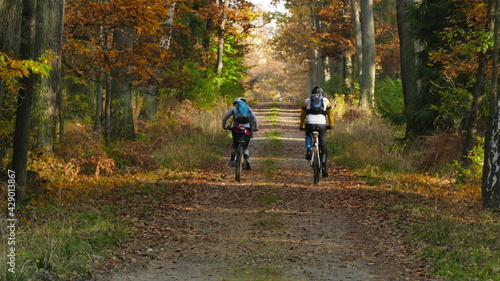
96, 102, 431, 280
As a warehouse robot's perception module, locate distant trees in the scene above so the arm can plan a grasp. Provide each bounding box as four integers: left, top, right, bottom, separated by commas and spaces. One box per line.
272, 0, 500, 209
0, 0, 255, 190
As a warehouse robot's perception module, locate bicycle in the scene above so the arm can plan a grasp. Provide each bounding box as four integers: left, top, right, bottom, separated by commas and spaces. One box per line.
228, 126, 251, 182
310, 127, 322, 184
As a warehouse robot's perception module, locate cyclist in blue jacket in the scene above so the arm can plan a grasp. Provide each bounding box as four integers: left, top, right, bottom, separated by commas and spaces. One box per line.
222, 97, 259, 170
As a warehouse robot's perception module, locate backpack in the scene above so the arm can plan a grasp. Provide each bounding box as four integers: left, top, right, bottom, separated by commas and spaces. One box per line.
308, 93, 325, 115
235, 100, 251, 123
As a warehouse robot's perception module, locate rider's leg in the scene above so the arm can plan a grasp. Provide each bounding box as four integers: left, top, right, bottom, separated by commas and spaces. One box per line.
321, 154, 328, 177
229, 133, 238, 166
243, 136, 251, 170
317, 125, 328, 177
304, 124, 313, 160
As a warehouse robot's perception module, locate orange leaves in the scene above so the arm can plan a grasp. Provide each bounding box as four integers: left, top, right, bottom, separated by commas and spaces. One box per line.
0, 51, 54, 94
63, 0, 177, 85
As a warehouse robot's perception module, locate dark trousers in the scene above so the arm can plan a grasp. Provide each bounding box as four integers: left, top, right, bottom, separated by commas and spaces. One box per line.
231, 132, 251, 160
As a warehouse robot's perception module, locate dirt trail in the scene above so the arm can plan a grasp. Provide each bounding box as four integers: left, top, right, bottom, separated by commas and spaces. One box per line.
96, 102, 429, 280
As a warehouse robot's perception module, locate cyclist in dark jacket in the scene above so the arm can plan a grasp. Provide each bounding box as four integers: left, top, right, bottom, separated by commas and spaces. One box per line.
222, 97, 259, 169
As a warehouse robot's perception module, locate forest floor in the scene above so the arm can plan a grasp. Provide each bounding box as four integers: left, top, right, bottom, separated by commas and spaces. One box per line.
94, 102, 439, 281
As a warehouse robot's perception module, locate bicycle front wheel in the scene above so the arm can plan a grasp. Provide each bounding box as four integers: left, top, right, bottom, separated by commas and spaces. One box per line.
313, 148, 320, 184
235, 143, 244, 182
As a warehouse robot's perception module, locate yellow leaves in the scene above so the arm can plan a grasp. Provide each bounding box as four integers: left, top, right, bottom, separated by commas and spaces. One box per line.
0, 51, 54, 93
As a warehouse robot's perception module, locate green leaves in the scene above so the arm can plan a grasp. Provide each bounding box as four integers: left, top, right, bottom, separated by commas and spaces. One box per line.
0, 51, 54, 93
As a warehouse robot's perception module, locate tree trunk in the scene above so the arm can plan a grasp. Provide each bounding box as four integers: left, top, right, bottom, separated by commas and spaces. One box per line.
94, 76, 104, 133
344, 55, 352, 90
360, 0, 376, 109
352, 0, 363, 83
110, 27, 136, 141
0, 0, 23, 171
482, 0, 500, 210
216, 0, 229, 79
314, 48, 325, 86
36, 0, 65, 151
139, 86, 159, 121
11, 0, 38, 189
104, 75, 112, 145
396, 0, 423, 139
308, 60, 314, 93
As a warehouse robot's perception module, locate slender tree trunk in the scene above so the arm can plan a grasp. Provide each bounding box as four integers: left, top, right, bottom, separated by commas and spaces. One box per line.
352, 0, 363, 83
360, 0, 376, 109
94, 76, 104, 133
482, 0, 500, 210
104, 75, 112, 145
344, 55, 353, 94
216, 0, 229, 80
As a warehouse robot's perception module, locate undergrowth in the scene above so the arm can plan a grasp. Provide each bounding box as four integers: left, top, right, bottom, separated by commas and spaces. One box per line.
0, 205, 128, 281
1, 101, 229, 279
330, 106, 499, 280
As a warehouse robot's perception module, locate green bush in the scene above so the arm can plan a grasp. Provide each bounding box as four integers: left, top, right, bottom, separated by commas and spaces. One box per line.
374, 77, 404, 124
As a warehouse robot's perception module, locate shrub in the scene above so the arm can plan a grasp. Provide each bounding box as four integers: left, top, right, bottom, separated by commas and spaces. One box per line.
53, 124, 115, 178
331, 109, 410, 172
417, 131, 463, 173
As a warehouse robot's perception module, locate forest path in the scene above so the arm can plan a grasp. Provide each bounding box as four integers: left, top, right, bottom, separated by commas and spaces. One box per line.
96, 102, 430, 280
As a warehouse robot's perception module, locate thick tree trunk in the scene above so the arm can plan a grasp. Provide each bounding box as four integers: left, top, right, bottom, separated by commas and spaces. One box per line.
360, 0, 375, 109
36, 0, 65, 151
397, 0, 423, 139
12, 0, 38, 189
0, 0, 23, 171
110, 28, 136, 141
314, 48, 325, 86
482, 0, 500, 210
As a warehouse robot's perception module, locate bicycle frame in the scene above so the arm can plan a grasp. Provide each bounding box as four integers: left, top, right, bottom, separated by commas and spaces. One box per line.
310, 129, 322, 184
229, 126, 251, 182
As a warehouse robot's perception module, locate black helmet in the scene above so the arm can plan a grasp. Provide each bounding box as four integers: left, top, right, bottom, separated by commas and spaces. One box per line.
312, 86, 323, 95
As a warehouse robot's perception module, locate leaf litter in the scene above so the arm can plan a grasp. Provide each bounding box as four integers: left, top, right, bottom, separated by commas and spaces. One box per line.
94, 102, 439, 281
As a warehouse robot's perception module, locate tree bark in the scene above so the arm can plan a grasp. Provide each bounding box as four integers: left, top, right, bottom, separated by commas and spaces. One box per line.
482, 0, 500, 210
360, 0, 376, 108
352, 0, 363, 86
36, 0, 65, 151
12, 0, 38, 189
0, 0, 23, 171
110, 27, 136, 141
396, 0, 423, 139
216, 0, 229, 79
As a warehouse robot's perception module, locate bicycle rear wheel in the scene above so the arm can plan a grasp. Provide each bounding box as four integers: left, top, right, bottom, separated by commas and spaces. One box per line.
313, 148, 320, 184
235, 143, 244, 182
